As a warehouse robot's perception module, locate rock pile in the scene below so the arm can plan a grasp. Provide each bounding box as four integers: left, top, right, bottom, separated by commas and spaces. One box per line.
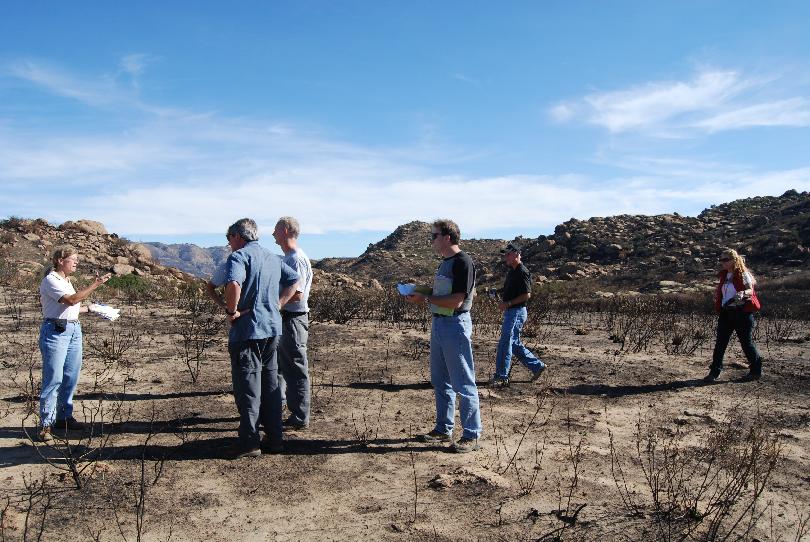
0, 218, 194, 288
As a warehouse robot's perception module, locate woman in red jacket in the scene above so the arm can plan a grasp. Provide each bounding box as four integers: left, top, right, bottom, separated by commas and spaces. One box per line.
705, 248, 762, 382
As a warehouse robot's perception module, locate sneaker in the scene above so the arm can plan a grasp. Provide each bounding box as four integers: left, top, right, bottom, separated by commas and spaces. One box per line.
53, 417, 87, 432
282, 417, 309, 431
703, 371, 720, 382
451, 437, 481, 454
260, 436, 285, 454
224, 444, 262, 459
741, 372, 762, 382
417, 430, 452, 443
530, 366, 546, 382
38, 427, 53, 443
489, 377, 509, 388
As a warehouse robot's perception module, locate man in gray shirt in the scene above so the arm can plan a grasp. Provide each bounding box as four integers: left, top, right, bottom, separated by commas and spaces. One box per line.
273, 216, 314, 430
224, 218, 299, 458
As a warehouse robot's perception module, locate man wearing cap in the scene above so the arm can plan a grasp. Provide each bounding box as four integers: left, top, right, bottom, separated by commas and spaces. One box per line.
273, 216, 313, 430
491, 243, 546, 387
405, 219, 482, 453
222, 218, 300, 459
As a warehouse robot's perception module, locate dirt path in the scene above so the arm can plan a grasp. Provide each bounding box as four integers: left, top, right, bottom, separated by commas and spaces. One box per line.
1, 304, 808, 541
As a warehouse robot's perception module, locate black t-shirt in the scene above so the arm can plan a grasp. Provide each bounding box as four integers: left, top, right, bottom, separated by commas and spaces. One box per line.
502, 263, 531, 308
449, 252, 475, 296
433, 251, 476, 314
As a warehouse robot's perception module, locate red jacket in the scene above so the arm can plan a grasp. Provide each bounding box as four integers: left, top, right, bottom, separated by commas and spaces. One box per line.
714, 270, 761, 313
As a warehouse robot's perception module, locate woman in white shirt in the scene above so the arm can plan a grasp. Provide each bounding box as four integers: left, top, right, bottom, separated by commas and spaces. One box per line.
38, 245, 111, 442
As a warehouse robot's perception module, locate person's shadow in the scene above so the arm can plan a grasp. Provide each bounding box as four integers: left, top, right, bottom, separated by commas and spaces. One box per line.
559, 378, 724, 398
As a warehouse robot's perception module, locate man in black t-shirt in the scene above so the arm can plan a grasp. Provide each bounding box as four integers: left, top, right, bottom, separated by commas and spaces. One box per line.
491, 243, 546, 387
405, 219, 482, 453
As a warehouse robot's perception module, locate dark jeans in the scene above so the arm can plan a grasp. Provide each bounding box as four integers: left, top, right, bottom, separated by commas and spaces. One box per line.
228, 336, 282, 449
710, 310, 762, 376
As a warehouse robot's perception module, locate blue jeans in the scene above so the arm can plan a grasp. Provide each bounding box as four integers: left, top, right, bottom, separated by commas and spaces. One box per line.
430, 312, 482, 440
229, 336, 282, 449
494, 307, 545, 379
39, 320, 83, 427
711, 310, 762, 375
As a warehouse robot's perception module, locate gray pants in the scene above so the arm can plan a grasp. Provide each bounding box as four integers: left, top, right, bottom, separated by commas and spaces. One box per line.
278, 312, 310, 425
228, 336, 281, 448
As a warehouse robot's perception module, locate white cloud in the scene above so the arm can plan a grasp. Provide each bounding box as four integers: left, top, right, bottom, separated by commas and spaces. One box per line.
550, 68, 810, 135
2, 60, 810, 243
549, 103, 575, 122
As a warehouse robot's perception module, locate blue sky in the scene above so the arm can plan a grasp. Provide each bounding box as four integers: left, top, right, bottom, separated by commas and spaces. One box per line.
2, 2, 810, 258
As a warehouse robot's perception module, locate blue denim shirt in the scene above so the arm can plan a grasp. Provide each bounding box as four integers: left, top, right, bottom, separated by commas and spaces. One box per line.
225, 241, 299, 343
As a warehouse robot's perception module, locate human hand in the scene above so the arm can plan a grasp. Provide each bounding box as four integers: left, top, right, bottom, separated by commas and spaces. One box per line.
95, 272, 112, 285
497, 301, 508, 311
405, 293, 425, 305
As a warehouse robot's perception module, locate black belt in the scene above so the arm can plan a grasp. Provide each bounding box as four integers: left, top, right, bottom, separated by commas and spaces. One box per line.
44, 318, 79, 323
281, 310, 308, 318
432, 310, 469, 318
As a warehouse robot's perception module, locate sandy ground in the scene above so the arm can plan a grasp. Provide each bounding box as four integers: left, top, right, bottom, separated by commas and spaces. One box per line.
1, 295, 809, 541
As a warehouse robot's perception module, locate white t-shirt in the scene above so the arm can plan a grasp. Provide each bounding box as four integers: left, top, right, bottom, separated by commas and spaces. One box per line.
282, 247, 312, 313
40, 271, 81, 320
721, 271, 754, 305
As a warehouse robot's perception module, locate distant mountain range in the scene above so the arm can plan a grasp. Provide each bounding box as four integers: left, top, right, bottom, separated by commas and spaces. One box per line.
143, 242, 231, 279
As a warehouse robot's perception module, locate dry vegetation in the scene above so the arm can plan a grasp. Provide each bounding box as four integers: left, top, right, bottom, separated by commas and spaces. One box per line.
1, 281, 808, 541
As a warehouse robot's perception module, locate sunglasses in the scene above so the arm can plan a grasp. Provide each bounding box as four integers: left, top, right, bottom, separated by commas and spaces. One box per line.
430, 232, 442, 240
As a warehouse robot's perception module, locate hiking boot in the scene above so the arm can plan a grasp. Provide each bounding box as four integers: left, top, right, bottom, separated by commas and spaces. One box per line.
489, 377, 509, 388
38, 427, 53, 443
282, 417, 309, 431
417, 430, 452, 443
703, 371, 720, 382
741, 372, 762, 382
53, 417, 87, 433
224, 444, 261, 460
260, 436, 285, 454
451, 437, 481, 454
530, 366, 546, 382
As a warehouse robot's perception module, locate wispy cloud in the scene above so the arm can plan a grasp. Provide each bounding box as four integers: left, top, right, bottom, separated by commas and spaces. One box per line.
119, 54, 154, 77
3, 58, 173, 115
5, 60, 120, 107
551, 68, 810, 135
694, 97, 810, 131
452, 72, 481, 86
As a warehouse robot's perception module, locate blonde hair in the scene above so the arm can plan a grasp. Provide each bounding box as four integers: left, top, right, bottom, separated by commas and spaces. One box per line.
721, 248, 755, 281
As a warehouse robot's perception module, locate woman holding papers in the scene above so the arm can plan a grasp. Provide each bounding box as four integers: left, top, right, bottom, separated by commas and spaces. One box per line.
38, 245, 111, 443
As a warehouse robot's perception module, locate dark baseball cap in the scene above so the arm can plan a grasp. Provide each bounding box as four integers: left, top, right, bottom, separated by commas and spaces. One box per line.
500, 243, 521, 254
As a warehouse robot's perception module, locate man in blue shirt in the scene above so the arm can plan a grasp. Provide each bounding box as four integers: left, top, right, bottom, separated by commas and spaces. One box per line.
224, 218, 299, 459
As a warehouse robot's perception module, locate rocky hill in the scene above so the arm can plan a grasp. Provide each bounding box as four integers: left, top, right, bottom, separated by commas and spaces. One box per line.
0, 218, 194, 291
11, 190, 803, 298
316, 221, 504, 284
314, 190, 810, 292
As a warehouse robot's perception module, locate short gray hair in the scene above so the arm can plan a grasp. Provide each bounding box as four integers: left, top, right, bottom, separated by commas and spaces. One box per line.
276, 216, 300, 238
227, 218, 259, 242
